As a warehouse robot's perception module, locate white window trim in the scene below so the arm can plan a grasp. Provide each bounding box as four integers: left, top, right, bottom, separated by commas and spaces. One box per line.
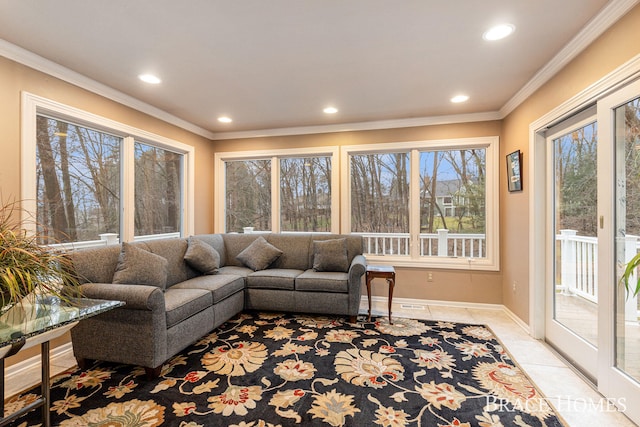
20, 92, 195, 240
340, 136, 500, 271
214, 146, 340, 233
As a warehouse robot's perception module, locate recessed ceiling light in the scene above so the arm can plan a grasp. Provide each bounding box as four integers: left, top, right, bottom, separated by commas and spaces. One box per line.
138, 74, 161, 84
451, 95, 470, 103
218, 116, 233, 123
483, 24, 515, 41
323, 106, 338, 114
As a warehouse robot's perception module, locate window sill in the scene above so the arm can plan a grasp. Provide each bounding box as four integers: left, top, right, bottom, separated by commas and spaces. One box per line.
363, 255, 499, 271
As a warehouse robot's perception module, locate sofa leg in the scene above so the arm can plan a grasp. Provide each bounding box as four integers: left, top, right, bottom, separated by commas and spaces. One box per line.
348, 315, 357, 323
76, 358, 90, 370
145, 365, 163, 379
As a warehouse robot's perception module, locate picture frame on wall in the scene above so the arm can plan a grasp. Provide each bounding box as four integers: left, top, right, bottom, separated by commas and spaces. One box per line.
506, 150, 523, 192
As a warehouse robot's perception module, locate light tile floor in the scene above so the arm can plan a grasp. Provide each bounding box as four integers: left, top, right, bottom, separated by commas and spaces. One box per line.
381, 302, 638, 427
6, 303, 638, 426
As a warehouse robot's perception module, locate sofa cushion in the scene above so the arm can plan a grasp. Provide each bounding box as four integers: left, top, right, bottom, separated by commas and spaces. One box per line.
184, 236, 220, 275
221, 234, 260, 267
164, 287, 212, 328
192, 234, 227, 267
70, 245, 121, 284
312, 238, 349, 272
246, 269, 303, 290
171, 274, 245, 304
218, 265, 254, 278
113, 242, 168, 289
140, 238, 198, 286
295, 269, 349, 293
266, 234, 312, 270
236, 236, 283, 271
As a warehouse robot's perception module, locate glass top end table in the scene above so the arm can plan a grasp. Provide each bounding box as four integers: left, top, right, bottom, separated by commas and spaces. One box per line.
0, 297, 124, 426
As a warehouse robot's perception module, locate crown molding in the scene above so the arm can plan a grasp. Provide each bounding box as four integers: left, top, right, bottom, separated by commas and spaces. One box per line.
500, 0, 640, 118
210, 111, 502, 140
2, 0, 637, 141
0, 39, 216, 140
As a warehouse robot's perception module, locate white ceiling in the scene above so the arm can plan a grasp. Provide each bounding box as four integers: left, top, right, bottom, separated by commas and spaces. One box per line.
0, 0, 633, 139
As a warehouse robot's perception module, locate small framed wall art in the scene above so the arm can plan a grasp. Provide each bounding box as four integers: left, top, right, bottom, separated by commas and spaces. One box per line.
506, 150, 523, 192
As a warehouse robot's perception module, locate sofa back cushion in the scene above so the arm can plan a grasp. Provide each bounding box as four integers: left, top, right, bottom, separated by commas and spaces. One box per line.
236, 236, 284, 271
69, 245, 122, 284
191, 234, 227, 267
138, 238, 199, 286
312, 238, 349, 272
221, 234, 261, 267
267, 234, 312, 270
307, 234, 363, 267
184, 236, 220, 274
113, 242, 168, 289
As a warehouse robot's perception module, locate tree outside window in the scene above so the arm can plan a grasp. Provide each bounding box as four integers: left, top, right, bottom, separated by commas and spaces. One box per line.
36, 115, 121, 244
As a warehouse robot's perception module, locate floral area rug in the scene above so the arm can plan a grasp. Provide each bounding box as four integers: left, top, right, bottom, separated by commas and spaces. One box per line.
6, 311, 566, 427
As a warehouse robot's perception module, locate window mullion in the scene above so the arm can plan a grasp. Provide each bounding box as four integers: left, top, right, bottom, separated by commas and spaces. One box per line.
121, 136, 136, 242
271, 156, 280, 233
410, 149, 421, 259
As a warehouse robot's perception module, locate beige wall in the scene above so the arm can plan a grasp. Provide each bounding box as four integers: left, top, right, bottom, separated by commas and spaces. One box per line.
0, 56, 216, 234
0, 56, 216, 367
3, 2, 639, 373
212, 121, 504, 306
501, 4, 640, 322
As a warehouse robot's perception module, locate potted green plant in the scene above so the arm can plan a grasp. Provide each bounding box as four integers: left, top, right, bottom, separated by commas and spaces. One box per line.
0, 199, 81, 314
621, 252, 640, 298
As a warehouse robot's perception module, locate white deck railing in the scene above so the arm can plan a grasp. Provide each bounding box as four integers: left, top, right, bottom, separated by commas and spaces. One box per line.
355, 230, 486, 258
48, 232, 181, 251
557, 229, 640, 320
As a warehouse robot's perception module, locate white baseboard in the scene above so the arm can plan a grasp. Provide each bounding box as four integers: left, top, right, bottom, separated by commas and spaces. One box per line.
501, 305, 532, 334
4, 342, 75, 399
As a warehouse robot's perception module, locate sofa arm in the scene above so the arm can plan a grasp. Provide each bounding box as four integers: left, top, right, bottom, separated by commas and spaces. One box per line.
79, 283, 165, 311
348, 254, 367, 285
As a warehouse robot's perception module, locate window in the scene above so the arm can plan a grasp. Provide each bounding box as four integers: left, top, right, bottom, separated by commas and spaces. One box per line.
22, 93, 194, 247
342, 137, 499, 270
134, 142, 183, 238
350, 152, 410, 254
419, 149, 486, 259
215, 148, 338, 233
35, 115, 121, 244
225, 159, 272, 233
280, 156, 332, 232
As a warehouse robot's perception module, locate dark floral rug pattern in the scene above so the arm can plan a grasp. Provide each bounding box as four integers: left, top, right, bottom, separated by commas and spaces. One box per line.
5, 312, 566, 426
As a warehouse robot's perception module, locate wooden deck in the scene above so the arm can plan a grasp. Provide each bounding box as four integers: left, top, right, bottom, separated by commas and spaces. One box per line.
555, 293, 640, 380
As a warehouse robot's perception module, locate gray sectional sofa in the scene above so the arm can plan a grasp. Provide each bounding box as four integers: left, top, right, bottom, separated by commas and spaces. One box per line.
68, 233, 366, 377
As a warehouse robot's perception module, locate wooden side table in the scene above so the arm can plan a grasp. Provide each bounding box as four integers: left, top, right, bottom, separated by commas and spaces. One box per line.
365, 265, 396, 324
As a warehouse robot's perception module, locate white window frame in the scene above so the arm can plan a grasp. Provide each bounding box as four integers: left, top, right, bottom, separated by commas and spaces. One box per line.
341, 136, 500, 270
214, 147, 340, 233
21, 92, 195, 242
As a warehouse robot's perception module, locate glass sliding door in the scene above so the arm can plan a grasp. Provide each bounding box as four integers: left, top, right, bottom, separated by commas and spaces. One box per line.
593, 78, 640, 424
539, 76, 640, 425
614, 95, 640, 382
546, 111, 599, 379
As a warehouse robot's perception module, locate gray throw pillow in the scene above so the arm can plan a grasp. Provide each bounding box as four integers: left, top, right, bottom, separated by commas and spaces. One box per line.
236, 236, 283, 271
313, 238, 349, 272
113, 242, 168, 289
184, 236, 220, 275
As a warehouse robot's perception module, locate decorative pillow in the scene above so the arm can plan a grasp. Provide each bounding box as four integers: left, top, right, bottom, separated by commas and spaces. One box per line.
113, 242, 168, 289
236, 236, 283, 271
312, 238, 349, 272
184, 237, 220, 275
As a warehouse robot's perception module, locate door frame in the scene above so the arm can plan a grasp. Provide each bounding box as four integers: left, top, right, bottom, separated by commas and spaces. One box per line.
529, 54, 640, 340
